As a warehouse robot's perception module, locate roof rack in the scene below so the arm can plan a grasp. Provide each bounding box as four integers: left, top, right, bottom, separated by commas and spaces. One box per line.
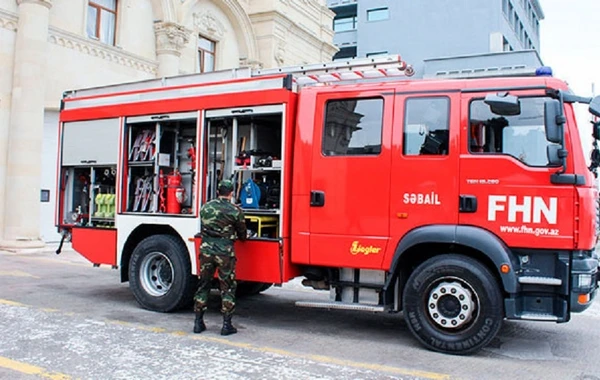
426, 64, 552, 80
254, 54, 415, 85
63, 55, 415, 99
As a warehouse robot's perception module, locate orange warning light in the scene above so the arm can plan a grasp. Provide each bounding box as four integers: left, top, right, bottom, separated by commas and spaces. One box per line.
578, 294, 590, 304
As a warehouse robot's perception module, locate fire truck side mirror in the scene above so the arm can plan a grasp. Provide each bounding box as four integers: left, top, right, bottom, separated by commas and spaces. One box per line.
544, 99, 564, 144
546, 144, 564, 166
589, 96, 600, 118
593, 122, 600, 141
484, 93, 520, 116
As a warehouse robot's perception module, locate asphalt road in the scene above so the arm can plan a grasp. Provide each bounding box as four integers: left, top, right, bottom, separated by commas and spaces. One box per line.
1, 244, 600, 380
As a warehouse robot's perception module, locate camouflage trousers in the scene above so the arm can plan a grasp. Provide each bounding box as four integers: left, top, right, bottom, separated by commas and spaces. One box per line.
193, 252, 237, 316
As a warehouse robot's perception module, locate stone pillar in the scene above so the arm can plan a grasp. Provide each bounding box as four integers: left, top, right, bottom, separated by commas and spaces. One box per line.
1, 0, 53, 249
154, 21, 191, 77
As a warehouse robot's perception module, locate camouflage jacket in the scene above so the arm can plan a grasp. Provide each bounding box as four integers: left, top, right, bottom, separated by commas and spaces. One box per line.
199, 197, 247, 256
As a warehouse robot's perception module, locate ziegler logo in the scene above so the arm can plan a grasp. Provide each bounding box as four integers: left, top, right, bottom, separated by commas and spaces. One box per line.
350, 241, 382, 256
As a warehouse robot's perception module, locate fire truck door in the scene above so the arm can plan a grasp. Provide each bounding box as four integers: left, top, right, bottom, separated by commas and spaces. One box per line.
309, 91, 394, 268
458, 93, 575, 249
389, 93, 460, 254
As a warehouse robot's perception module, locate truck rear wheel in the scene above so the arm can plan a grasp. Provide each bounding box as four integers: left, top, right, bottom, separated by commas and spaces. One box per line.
129, 234, 197, 312
402, 254, 503, 355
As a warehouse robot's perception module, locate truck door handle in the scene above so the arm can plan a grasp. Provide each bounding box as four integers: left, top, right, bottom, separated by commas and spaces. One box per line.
310, 190, 325, 207
459, 195, 477, 213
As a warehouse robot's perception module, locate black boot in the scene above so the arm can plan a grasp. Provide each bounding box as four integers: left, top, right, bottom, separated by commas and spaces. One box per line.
193, 311, 206, 333
221, 314, 237, 336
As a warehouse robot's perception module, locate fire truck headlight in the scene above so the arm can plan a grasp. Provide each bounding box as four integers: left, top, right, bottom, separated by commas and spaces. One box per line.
577, 274, 593, 289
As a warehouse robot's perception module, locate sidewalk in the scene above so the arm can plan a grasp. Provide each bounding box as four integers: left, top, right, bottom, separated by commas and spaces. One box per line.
0, 241, 74, 255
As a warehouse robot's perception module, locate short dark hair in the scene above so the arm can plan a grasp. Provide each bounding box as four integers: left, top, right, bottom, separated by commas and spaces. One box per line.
218, 185, 233, 196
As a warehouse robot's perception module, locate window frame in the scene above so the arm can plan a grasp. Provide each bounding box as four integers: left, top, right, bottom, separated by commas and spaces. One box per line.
197, 35, 216, 73
402, 96, 451, 157
366, 7, 389, 22
467, 95, 560, 168
321, 96, 385, 157
333, 15, 358, 32
366, 51, 389, 57
87, 0, 118, 45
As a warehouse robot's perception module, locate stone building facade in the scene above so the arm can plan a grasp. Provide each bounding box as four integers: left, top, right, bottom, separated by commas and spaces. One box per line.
0, 0, 337, 248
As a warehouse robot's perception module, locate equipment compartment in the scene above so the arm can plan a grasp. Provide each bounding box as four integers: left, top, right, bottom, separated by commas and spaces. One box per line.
60, 165, 117, 227
204, 105, 285, 239
124, 112, 199, 216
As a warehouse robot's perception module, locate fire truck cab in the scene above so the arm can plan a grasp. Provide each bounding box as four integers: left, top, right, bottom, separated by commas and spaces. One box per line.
55, 55, 600, 355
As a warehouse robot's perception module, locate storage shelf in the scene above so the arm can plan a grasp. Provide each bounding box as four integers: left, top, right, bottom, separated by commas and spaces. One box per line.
233, 166, 281, 172
241, 209, 280, 215
128, 161, 155, 167
91, 217, 115, 222
122, 211, 195, 217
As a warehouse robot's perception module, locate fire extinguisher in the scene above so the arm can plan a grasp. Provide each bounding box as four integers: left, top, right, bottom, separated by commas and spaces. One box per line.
166, 170, 186, 214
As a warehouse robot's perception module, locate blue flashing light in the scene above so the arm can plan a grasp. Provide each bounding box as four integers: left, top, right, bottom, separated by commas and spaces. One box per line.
536, 66, 553, 77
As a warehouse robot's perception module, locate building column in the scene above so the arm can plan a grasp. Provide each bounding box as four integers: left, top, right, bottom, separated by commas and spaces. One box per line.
154, 21, 191, 77
0, 0, 53, 249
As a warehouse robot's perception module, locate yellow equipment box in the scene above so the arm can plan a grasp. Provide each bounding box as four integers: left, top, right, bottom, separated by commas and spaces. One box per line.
244, 215, 278, 238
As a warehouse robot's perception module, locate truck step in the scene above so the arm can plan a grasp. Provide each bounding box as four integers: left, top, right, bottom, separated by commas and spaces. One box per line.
518, 276, 562, 286
519, 312, 559, 321
295, 301, 385, 312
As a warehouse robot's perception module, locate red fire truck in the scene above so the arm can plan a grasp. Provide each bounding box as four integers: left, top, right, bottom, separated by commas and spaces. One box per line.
55, 55, 600, 355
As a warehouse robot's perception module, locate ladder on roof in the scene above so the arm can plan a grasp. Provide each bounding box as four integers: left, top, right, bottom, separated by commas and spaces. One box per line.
253, 54, 415, 85
63, 55, 414, 100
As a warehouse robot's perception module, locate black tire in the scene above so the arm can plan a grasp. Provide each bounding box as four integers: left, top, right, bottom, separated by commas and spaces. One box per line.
129, 234, 197, 312
402, 254, 503, 355
236, 281, 273, 297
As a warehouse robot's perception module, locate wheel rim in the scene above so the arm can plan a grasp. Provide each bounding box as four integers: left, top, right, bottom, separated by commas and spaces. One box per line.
139, 251, 174, 297
426, 277, 478, 330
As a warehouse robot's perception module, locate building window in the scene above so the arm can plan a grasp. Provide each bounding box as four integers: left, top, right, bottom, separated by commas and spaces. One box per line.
197, 36, 215, 73
333, 16, 357, 32
322, 98, 384, 156
367, 7, 389, 22
503, 36, 513, 52
403, 97, 450, 156
366, 51, 388, 57
502, 0, 509, 15
333, 46, 357, 60
87, 0, 117, 45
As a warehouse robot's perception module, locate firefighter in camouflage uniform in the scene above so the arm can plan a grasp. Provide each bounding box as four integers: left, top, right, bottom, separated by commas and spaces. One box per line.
193, 179, 247, 335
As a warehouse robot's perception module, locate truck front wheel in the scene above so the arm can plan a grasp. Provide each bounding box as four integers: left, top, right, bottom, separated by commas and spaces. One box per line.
402, 254, 503, 355
129, 234, 197, 312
